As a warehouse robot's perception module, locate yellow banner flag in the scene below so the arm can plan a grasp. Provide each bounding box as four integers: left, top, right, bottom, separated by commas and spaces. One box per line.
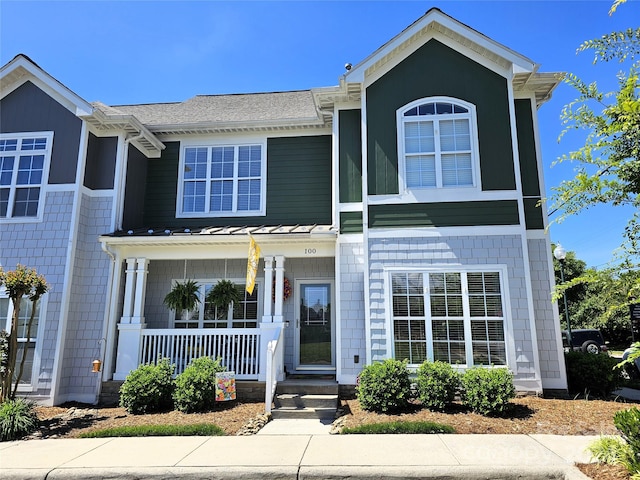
246, 236, 261, 295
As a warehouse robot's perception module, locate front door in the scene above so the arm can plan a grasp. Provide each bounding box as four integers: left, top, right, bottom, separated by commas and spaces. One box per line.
295, 280, 334, 370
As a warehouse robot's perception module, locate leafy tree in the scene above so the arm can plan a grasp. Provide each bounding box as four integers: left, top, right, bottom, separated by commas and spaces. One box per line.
0, 265, 49, 402
549, 1, 639, 329
552, 246, 588, 326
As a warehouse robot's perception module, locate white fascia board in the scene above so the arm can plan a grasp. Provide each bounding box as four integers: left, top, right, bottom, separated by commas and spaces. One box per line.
0, 55, 93, 117
345, 9, 535, 84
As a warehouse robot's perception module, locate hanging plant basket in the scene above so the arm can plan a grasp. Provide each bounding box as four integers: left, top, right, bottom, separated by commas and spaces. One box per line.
163, 279, 201, 317
206, 279, 242, 312
272, 277, 292, 302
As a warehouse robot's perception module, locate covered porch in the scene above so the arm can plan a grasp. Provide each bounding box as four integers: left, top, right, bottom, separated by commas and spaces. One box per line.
98, 225, 337, 405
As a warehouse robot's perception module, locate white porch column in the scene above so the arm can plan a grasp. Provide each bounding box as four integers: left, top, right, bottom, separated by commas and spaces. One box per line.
274, 255, 285, 323
114, 257, 147, 380
121, 258, 136, 323
262, 256, 274, 323
131, 258, 148, 324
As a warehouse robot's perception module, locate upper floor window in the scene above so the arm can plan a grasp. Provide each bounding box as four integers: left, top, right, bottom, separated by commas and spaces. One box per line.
0, 132, 52, 219
398, 98, 478, 191
178, 142, 266, 217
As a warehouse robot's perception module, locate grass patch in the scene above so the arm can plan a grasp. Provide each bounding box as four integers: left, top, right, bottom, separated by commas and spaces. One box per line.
78, 423, 225, 438
342, 420, 455, 435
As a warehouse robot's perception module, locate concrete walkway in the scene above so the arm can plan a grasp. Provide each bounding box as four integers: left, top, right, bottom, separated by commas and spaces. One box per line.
0, 432, 598, 479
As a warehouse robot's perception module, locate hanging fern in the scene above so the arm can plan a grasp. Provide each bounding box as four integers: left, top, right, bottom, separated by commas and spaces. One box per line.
206, 279, 242, 311
163, 279, 201, 312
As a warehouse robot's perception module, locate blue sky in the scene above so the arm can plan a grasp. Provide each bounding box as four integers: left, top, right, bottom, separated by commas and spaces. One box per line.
1, 0, 637, 267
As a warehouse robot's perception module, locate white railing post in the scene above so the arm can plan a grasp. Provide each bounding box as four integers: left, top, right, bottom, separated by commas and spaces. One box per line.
264, 324, 284, 414
262, 256, 274, 323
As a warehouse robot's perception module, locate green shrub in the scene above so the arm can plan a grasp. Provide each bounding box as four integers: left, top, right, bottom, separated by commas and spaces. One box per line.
416, 361, 460, 411
614, 407, 640, 473
587, 435, 636, 469
460, 367, 515, 416
79, 423, 225, 438
119, 358, 175, 414
0, 398, 38, 441
356, 359, 411, 413
173, 356, 226, 413
565, 351, 624, 398
342, 420, 455, 435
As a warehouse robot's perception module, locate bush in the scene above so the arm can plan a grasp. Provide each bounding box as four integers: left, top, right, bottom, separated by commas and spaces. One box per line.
356, 359, 411, 413
614, 407, 640, 473
0, 398, 38, 441
460, 367, 515, 416
565, 351, 624, 398
587, 435, 636, 470
79, 423, 225, 438
342, 420, 455, 435
416, 361, 460, 411
119, 358, 175, 414
173, 356, 226, 413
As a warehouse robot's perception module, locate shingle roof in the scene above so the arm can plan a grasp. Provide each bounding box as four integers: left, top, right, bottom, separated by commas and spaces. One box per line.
104, 90, 323, 131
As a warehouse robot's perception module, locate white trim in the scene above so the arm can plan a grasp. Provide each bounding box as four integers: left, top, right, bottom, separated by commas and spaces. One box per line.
113, 133, 126, 231
157, 127, 332, 144
338, 202, 363, 212
0, 55, 93, 117
176, 139, 267, 218
51, 120, 89, 404
396, 97, 480, 198
337, 233, 364, 244
361, 87, 372, 367
368, 190, 517, 205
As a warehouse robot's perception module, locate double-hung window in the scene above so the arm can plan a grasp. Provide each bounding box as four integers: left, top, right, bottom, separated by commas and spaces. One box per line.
391, 269, 507, 367
179, 143, 265, 217
398, 98, 477, 191
173, 281, 259, 329
0, 132, 52, 219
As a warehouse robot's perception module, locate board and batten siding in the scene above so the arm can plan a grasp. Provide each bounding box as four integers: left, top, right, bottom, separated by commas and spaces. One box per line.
141, 135, 332, 228
368, 200, 519, 229
366, 39, 516, 196
0, 80, 82, 185
84, 134, 117, 190
515, 99, 544, 230
339, 109, 363, 204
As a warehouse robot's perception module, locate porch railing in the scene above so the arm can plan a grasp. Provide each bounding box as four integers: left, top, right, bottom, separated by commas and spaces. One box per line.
264, 326, 284, 414
140, 328, 261, 378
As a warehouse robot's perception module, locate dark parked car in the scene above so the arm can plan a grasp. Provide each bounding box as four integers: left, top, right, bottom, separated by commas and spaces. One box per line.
562, 329, 609, 354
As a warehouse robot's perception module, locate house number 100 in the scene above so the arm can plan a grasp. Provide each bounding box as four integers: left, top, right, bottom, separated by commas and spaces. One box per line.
304, 248, 317, 255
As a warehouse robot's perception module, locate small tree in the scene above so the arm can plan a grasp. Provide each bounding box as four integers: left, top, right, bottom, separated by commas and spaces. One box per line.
0, 265, 49, 402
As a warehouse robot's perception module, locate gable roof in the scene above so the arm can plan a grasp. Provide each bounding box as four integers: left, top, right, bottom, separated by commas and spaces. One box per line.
106, 90, 327, 136
315, 8, 559, 109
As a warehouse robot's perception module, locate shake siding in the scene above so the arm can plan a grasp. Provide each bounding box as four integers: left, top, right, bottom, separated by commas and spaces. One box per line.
367, 235, 537, 383
142, 136, 332, 228
60, 194, 112, 398
366, 39, 515, 195
0, 81, 81, 184
528, 238, 563, 384
0, 191, 75, 396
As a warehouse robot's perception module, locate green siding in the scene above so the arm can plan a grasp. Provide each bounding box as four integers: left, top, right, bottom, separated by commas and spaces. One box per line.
515, 99, 541, 197
366, 39, 516, 195
340, 211, 363, 233
339, 109, 363, 203
369, 200, 519, 229
142, 136, 332, 228
523, 198, 544, 230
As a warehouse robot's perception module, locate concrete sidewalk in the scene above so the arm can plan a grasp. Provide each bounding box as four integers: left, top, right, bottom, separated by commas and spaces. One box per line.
0, 433, 597, 479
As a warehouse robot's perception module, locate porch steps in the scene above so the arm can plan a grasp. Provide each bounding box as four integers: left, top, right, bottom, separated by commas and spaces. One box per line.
272, 378, 338, 420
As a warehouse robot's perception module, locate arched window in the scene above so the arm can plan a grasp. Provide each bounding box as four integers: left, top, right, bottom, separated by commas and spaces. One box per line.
398, 98, 477, 190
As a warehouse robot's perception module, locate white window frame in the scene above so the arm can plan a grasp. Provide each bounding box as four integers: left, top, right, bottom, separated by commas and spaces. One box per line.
396, 97, 480, 198
0, 131, 53, 221
170, 279, 262, 329
0, 289, 47, 392
176, 139, 267, 218
386, 265, 511, 369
